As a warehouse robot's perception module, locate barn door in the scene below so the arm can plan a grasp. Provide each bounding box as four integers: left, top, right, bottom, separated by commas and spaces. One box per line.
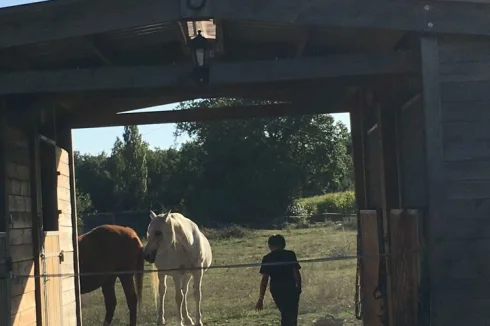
359, 210, 382, 326
40, 232, 63, 326
38, 137, 64, 326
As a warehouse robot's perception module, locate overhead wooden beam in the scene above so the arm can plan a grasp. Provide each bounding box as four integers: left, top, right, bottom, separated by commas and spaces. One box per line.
83, 37, 112, 66
176, 22, 191, 57
214, 19, 225, 57
0, 0, 180, 49
2, 0, 490, 49
295, 28, 310, 58
0, 51, 419, 95
212, 0, 490, 38
70, 101, 348, 129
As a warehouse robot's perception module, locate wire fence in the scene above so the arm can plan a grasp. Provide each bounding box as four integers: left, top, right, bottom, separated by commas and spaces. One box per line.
5, 247, 425, 280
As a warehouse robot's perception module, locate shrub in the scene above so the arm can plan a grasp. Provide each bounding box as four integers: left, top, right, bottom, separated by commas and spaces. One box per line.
296, 191, 356, 220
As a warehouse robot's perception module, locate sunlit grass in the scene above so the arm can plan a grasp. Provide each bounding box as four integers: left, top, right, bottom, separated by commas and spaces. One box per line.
80, 225, 362, 325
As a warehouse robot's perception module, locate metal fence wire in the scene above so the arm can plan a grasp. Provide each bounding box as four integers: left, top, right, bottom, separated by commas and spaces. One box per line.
4, 247, 425, 280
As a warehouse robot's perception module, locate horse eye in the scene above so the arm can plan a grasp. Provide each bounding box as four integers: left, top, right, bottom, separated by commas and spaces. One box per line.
154, 231, 162, 237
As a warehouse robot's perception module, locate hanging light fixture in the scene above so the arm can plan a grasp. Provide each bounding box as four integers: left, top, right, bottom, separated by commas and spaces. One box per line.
189, 30, 210, 82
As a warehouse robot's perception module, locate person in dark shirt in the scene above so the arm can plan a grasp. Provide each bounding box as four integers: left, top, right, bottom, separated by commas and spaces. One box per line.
255, 234, 302, 326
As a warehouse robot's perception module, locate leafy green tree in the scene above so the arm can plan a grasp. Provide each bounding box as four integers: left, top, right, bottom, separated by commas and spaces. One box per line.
74, 151, 115, 212
109, 126, 149, 210
174, 98, 353, 225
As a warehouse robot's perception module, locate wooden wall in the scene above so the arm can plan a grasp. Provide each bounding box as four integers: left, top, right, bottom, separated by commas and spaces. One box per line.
6, 126, 37, 326
422, 35, 490, 325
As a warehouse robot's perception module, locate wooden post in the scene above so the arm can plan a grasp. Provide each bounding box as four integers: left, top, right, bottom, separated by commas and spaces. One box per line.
59, 125, 83, 326
350, 89, 368, 323
420, 35, 443, 325
0, 101, 12, 326
374, 83, 403, 326
350, 89, 368, 210
28, 116, 45, 326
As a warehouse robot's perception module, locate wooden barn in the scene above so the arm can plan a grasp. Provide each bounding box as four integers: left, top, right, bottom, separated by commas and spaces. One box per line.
0, 0, 489, 325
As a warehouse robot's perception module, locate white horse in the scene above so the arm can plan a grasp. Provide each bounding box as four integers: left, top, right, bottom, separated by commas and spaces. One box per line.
143, 210, 212, 326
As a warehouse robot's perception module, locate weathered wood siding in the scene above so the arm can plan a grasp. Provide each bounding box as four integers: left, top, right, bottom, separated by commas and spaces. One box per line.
56, 147, 77, 326
425, 36, 490, 325
6, 126, 37, 326
0, 234, 9, 326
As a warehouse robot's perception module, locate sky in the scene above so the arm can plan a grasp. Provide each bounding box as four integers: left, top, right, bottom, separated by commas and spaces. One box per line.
4, 0, 351, 155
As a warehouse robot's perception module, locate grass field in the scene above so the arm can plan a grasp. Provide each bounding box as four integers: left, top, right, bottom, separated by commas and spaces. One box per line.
80, 224, 362, 326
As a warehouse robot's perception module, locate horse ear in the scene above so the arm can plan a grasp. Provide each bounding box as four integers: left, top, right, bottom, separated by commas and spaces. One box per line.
150, 210, 157, 220
165, 210, 172, 221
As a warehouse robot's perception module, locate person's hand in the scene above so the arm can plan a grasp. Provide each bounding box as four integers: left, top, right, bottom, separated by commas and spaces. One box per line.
296, 282, 302, 294
255, 298, 264, 311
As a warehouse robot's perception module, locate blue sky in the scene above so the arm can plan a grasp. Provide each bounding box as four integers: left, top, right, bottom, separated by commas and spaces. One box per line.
4, 0, 351, 155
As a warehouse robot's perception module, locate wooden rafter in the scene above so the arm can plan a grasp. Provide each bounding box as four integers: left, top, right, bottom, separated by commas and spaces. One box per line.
70, 100, 348, 129
0, 51, 418, 95
2, 0, 490, 49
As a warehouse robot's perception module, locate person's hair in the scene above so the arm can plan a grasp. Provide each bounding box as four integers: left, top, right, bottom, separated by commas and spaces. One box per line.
268, 234, 286, 249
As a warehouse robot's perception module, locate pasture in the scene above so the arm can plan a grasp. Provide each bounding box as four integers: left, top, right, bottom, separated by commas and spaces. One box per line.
80, 224, 361, 325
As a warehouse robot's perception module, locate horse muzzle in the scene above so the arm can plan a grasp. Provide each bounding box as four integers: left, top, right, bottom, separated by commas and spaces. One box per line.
144, 252, 156, 264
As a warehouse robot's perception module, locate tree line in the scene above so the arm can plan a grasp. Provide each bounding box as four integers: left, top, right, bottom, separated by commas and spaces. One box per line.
75, 99, 354, 227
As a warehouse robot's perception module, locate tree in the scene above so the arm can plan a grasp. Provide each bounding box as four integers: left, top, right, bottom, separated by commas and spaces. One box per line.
74, 151, 115, 212
174, 98, 353, 225
109, 126, 149, 210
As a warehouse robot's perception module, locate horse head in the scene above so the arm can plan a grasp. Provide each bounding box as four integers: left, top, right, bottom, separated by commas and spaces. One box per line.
143, 210, 175, 263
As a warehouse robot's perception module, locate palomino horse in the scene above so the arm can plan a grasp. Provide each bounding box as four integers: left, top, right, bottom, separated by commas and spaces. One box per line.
78, 225, 145, 326
143, 211, 212, 326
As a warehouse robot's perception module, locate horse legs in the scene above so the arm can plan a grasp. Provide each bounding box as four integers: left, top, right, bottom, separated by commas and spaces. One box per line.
191, 270, 204, 326
119, 274, 138, 326
102, 278, 117, 326
181, 273, 194, 325
172, 275, 186, 326
157, 273, 167, 325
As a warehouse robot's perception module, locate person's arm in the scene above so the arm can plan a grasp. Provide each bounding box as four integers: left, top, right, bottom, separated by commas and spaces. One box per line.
258, 273, 269, 300
291, 251, 302, 292
293, 268, 302, 292
256, 273, 269, 311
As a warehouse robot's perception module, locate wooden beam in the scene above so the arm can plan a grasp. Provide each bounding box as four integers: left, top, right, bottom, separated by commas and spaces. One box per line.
212, 0, 490, 38
176, 22, 191, 57
70, 101, 348, 128
295, 28, 310, 58
0, 0, 180, 49
83, 37, 112, 66
3, 0, 490, 50
0, 51, 419, 95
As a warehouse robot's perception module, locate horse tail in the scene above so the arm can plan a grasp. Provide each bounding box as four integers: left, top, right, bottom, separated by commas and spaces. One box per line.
135, 248, 145, 313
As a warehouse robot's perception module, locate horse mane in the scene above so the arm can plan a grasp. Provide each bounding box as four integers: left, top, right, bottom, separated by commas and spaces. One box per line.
163, 213, 177, 247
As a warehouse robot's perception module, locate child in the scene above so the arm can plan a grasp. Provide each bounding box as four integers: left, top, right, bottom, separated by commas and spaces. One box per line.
255, 234, 302, 326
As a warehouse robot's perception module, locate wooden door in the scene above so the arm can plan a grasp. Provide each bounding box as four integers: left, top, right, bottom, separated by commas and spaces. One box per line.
359, 210, 382, 326
40, 232, 63, 326
0, 233, 10, 325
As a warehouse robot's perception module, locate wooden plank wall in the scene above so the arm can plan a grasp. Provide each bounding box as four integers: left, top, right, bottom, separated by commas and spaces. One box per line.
0, 234, 9, 326
424, 35, 490, 325
6, 126, 37, 326
56, 147, 77, 326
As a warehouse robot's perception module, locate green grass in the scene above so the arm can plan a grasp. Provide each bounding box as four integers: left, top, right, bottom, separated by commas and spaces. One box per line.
80, 225, 362, 326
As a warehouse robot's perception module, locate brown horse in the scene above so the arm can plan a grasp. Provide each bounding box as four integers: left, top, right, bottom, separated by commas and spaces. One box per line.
78, 225, 145, 326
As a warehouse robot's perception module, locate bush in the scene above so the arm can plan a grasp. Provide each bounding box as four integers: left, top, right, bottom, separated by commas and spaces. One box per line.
296, 191, 356, 220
